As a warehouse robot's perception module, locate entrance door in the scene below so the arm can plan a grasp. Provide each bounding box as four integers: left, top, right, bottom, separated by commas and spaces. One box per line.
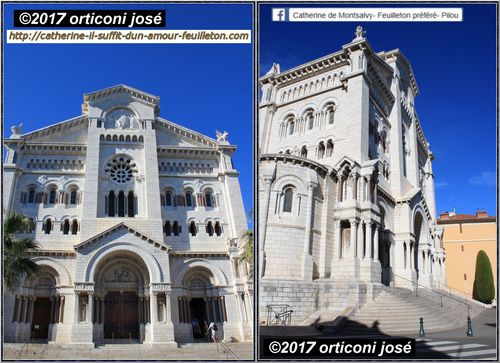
189, 298, 207, 339
104, 291, 139, 339
32, 297, 51, 339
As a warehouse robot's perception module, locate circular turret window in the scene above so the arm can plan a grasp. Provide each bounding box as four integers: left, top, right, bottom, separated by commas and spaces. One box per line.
105, 156, 137, 184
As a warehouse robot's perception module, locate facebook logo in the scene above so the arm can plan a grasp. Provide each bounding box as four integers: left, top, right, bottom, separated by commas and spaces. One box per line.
272, 8, 286, 21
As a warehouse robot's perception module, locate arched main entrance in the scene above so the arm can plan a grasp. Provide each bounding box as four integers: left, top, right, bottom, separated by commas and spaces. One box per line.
93, 251, 150, 342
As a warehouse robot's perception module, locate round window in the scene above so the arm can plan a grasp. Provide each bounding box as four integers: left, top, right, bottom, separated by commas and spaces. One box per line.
105, 156, 137, 184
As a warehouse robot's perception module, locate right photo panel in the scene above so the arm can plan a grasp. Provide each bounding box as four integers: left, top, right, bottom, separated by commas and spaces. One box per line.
258, 2, 497, 360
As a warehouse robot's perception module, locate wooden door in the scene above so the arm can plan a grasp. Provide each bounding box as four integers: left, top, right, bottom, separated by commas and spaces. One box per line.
122, 292, 139, 339
32, 297, 51, 339
104, 291, 139, 339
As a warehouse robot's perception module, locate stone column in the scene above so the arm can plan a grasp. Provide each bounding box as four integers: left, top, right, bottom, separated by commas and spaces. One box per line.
303, 182, 315, 255
54, 297, 60, 323
86, 293, 93, 323
366, 178, 372, 203
217, 297, 225, 322
139, 296, 144, 324
49, 297, 55, 324
351, 175, 357, 200
357, 220, 364, 258
334, 220, 341, 259
259, 178, 273, 277
211, 297, 218, 322
59, 296, 64, 323
100, 298, 105, 325
74, 292, 80, 323
28, 297, 36, 324
360, 178, 366, 201
364, 221, 372, 261
349, 219, 357, 258
374, 225, 380, 262
145, 296, 150, 323
204, 298, 210, 322
95, 296, 99, 324
151, 293, 158, 323
165, 293, 171, 323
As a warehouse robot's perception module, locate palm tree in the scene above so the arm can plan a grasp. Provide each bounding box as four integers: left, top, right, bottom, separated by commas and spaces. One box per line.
238, 230, 253, 279
3, 212, 39, 292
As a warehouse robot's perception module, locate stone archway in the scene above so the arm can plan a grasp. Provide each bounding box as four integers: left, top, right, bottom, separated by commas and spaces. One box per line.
12, 265, 64, 342
92, 251, 150, 342
178, 266, 228, 342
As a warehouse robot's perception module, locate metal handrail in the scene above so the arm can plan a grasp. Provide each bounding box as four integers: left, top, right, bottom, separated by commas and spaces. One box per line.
391, 271, 472, 312
15, 342, 29, 359
433, 280, 474, 302
266, 304, 293, 326
218, 340, 239, 360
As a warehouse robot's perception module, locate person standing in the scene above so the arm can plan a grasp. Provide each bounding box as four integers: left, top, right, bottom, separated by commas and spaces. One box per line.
208, 321, 218, 342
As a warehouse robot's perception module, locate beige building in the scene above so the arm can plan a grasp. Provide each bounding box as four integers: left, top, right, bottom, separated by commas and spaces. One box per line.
437, 210, 497, 299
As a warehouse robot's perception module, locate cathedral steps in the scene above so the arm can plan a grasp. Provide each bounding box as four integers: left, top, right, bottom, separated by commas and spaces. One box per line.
342, 287, 485, 335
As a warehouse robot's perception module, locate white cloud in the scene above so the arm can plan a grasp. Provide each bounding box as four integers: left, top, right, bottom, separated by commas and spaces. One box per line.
434, 181, 448, 189
468, 171, 496, 187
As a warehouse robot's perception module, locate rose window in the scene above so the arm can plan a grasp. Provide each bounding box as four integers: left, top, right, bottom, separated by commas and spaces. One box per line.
105, 156, 137, 184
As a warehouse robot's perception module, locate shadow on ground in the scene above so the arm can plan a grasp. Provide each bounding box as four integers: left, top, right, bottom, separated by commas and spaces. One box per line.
260, 317, 453, 359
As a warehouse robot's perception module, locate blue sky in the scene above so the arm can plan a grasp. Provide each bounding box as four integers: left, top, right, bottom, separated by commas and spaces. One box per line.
260, 3, 497, 217
3, 3, 254, 221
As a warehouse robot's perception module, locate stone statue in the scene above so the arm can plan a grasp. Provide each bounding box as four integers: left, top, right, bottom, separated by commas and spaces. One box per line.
10, 123, 23, 136
115, 115, 127, 129
216, 130, 229, 143
355, 26, 365, 39
265, 63, 281, 76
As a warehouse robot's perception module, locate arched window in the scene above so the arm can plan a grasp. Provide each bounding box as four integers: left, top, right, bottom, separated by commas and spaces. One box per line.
127, 191, 135, 217
326, 104, 335, 124
165, 191, 173, 207
214, 222, 222, 236
62, 219, 70, 235
118, 191, 125, 217
205, 191, 213, 208
70, 189, 78, 205
318, 142, 325, 159
173, 221, 180, 236
164, 221, 172, 236
189, 221, 197, 236
28, 187, 36, 203
206, 221, 214, 236
288, 120, 295, 135
48, 187, 57, 204
43, 219, 52, 234
108, 191, 115, 217
185, 191, 194, 207
71, 219, 78, 235
326, 139, 334, 157
307, 111, 314, 130
300, 146, 308, 158
283, 186, 294, 213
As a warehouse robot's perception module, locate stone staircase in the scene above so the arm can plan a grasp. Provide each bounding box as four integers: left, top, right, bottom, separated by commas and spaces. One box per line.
3, 342, 254, 360
342, 287, 485, 335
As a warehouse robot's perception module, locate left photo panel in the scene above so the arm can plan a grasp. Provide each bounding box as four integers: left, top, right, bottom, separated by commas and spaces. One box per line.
2, 2, 254, 360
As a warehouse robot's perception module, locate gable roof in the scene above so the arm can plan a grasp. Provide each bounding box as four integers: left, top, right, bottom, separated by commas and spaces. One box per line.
83, 84, 160, 106
74, 222, 170, 252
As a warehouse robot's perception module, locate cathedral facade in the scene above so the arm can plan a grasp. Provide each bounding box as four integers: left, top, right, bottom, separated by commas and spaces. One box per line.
258, 27, 446, 322
4, 85, 253, 346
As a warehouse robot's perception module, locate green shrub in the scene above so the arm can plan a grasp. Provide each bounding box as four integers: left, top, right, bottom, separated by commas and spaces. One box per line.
472, 250, 495, 304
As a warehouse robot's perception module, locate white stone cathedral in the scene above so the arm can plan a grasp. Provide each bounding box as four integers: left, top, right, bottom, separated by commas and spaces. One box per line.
4, 85, 253, 346
258, 27, 446, 322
